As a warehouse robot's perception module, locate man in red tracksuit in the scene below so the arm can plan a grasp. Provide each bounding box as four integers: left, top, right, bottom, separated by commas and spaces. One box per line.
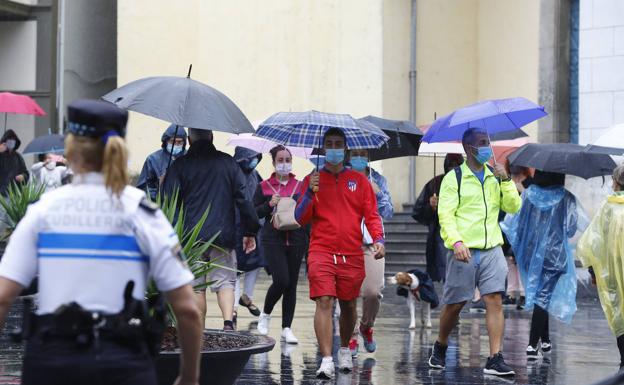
295, 128, 385, 379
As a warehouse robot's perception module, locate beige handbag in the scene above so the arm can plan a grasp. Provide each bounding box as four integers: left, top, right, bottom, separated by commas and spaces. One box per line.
266, 180, 301, 231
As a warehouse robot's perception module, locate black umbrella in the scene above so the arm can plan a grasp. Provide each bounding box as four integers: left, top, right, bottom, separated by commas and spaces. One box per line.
584, 144, 624, 156
508, 143, 617, 179
358, 116, 423, 161
22, 134, 65, 155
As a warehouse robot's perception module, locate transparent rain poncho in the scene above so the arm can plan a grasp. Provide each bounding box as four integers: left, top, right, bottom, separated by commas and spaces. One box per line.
501, 185, 589, 323
577, 193, 624, 337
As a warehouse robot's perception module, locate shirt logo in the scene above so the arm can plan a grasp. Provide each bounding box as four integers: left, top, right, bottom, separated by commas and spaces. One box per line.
347, 180, 357, 192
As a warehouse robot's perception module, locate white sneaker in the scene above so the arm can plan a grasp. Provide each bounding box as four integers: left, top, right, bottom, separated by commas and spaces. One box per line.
257, 312, 270, 335
338, 347, 354, 372
316, 358, 335, 379
281, 327, 299, 344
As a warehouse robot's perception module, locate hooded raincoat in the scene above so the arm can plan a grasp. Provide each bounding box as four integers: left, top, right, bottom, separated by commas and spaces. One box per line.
577, 192, 624, 336
233, 146, 265, 271
137, 124, 187, 200
501, 185, 587, 323
0, 130, 29, 195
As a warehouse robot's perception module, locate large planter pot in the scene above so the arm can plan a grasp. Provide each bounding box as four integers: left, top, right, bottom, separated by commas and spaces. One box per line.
156, 329, 275, 385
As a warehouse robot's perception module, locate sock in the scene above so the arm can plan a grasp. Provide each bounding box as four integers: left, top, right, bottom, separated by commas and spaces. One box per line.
322, 356, 333, 364
224, 320, 234, 328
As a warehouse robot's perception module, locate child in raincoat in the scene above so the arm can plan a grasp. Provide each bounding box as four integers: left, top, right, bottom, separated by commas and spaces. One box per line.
577, 164, 624, 369
501, 170, 587, 360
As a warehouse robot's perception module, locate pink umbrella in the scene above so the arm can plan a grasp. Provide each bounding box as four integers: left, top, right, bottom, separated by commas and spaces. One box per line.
0, 92, 46, 133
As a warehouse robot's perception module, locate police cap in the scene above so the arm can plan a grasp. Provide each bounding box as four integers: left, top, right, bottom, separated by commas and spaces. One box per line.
67, 99, 128, 139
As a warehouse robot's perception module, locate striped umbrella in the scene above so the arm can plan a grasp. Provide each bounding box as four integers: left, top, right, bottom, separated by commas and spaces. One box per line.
255, 111, 389, 150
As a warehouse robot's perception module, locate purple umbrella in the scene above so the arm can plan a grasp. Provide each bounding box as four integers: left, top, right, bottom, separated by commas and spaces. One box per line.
422, 97, 547, 143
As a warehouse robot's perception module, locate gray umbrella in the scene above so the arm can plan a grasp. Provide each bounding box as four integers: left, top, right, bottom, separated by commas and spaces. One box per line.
508, 143, 617, 179
102, 67, 254, 134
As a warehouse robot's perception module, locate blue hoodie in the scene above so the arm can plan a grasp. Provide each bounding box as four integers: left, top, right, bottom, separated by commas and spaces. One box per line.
137, 124, 187, 200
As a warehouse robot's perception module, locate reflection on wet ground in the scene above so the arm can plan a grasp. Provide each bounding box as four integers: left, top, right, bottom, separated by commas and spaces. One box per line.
225, 276, 619, 385
0, 275, 620, 384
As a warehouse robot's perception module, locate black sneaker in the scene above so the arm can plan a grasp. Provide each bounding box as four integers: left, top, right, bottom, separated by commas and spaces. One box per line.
502, 296, 516, 306
484, 352, 515, 376
516, 296, 525, 310
540, 341, 552, 353
428, 341, 447, 369
526, 345, 542, 360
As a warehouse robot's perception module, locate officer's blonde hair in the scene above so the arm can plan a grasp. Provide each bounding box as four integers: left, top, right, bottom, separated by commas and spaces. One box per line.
65, 133, 129, 196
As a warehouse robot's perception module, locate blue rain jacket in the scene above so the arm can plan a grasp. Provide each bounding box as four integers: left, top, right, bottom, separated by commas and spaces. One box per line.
137, 124, 187, 200
501, 185, 583, 323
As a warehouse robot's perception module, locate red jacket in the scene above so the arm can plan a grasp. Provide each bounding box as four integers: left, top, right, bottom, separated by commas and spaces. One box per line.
295, 168, 384, 256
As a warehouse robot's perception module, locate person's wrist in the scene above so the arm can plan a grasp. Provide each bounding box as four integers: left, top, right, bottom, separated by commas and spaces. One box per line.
453, 241, 463, 249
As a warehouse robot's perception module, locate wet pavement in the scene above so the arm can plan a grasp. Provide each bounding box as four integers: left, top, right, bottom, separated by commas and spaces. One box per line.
0, 274, 620, 385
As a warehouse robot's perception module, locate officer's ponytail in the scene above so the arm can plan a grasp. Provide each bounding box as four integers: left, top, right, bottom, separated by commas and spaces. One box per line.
65, 133, 129, 197
102, 135, 129, 196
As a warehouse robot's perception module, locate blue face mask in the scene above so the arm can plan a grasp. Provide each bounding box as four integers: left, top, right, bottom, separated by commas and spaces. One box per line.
472, 146, 493, 164
350, 156, 368, 171
167, 144, 184, 156
247, 158, 259, 169
325, 149, 345, 165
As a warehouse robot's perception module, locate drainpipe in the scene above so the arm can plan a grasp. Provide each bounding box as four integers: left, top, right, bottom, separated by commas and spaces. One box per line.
56, 0, 65, 133
408, 0, 418, 205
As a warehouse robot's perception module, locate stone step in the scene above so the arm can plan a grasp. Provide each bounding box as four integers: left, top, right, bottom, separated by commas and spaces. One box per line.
384, 222, 423, 232
385, 234, 428, 243
384, 216, 416, 225
384, 239, 427, 249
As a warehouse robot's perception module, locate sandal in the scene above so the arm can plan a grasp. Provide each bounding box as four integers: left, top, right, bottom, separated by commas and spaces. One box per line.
239, 294, 261, 317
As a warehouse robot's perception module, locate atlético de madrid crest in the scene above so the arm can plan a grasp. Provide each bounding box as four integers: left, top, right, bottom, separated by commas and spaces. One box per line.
347, 180, 357, 192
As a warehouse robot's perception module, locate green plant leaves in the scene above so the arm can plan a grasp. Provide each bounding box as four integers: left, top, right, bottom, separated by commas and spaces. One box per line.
0, 180, 46, 241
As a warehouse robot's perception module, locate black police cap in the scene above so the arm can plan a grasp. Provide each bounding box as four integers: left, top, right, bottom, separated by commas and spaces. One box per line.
67, 99, 128, 139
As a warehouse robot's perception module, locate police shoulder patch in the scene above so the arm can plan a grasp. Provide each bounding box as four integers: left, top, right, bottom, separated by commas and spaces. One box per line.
139, 197, 159, 214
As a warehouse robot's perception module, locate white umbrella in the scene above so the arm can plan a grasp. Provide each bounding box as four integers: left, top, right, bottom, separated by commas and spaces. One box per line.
227, 133, 313, 159
594, 123, 624, 149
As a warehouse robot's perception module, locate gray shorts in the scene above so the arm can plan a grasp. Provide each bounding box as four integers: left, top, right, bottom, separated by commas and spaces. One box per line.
442, 246, 508, 305
192, 247, 237, 293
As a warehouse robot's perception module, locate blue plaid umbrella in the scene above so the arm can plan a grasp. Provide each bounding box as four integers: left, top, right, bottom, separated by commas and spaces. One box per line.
255, 111, 389, 150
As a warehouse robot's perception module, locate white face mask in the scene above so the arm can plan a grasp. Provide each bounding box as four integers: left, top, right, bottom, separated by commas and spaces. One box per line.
45, 162, 56, 170
5, 140, 16, 151
275, 162, 292, 176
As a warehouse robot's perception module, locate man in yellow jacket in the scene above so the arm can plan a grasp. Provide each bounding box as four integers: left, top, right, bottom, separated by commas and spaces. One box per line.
428, 127, 521, 376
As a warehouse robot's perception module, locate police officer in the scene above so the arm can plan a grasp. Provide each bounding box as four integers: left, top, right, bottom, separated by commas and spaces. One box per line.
0, 100, 202, 385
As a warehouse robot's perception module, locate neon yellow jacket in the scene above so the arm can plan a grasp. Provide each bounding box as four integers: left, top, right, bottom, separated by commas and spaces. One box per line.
438, 162, 522, 250
577, 192, 624, 337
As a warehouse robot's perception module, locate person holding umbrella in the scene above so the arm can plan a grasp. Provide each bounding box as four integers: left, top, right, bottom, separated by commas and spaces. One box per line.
137, 124, 187, 201
501, 170, 586, 361
161, 128, 259, 331
295, 129, 385, 379
428, 127, 521, 376
0, 129, 29, 196
345, 148, 393, 356
577, 164, 624, 369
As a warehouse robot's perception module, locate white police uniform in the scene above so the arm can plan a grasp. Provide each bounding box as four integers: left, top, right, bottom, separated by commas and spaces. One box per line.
0, 172, 193, 314
0, 98, 195, 385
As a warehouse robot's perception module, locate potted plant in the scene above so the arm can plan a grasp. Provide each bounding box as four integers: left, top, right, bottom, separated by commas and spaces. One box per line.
151, 191, 275, 385
0, 180, 46, 296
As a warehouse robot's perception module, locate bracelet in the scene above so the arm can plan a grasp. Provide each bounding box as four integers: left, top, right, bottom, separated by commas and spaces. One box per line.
453, 241, 463, 248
